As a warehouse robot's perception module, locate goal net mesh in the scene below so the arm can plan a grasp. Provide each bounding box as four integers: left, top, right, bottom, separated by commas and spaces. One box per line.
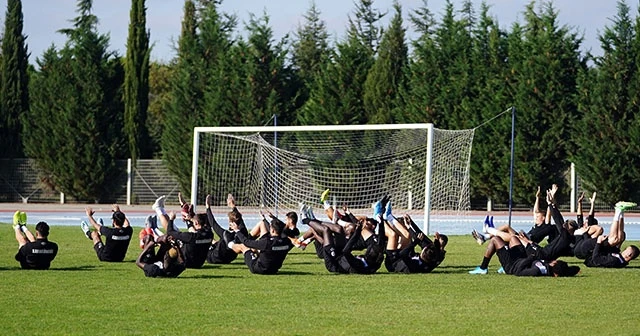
194, 126, 474, 224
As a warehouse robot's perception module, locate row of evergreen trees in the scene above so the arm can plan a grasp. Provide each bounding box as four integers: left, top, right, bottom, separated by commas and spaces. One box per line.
1, 0, 639, 205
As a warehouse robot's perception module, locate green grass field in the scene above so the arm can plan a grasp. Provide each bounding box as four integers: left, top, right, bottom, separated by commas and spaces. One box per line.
1, 224, 639, 335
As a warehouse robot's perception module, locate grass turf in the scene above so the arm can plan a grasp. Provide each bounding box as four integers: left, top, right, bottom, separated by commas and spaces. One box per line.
1, 224, 639, 335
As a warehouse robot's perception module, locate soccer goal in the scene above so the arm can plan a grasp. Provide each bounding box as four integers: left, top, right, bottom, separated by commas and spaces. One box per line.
191, 124, 474, 233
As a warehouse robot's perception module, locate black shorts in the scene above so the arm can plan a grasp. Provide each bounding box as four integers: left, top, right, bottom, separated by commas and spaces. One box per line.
314, 240, 324, 259
528, 224, 557, 244
538, 230, 572, 260
243, 251, 273, 274
322, 245, 343, 273
384, 250, 410, 273
207, 242, 238, 264
143, 263, 166, 278
94, 241, 107, 260
573, 238, 597, 259
496, 245, 527, 274
14, 252, 37, 269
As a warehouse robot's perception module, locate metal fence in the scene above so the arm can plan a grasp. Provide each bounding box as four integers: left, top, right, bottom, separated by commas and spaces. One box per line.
0, 158, 180, 205
0, 159, 629, 212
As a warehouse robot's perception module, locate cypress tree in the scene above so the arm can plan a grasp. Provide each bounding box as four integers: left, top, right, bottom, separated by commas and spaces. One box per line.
199, 0, 238, 127
124, 0, 151, 162
147, 61, 173, 157
1, 0, 29, 158
163, 0, 202, 193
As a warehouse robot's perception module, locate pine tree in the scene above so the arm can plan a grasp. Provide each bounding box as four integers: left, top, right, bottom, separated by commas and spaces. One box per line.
124, 0, 151, 163
506, 1, 584, 204
572, 0, 640, 203
432, 0, 475, 129
25, 0, 124, 202
239, 12, 292, 126
299, 0, 382, 125
467, 3, 512, 204
290, 1, 331, 122
1, 0, 29, 158
363, 1, 408, 124
397, 0, 440, 123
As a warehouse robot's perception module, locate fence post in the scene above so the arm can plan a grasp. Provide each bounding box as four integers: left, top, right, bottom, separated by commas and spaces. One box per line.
127, 158, 132, 205
570, 162, 577, 213
60, 192, 65, 204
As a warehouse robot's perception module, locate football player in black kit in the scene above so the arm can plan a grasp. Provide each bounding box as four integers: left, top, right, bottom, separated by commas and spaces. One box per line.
152, 194, 214, 269
13, 211, 58, 270
81, 204, 133, 262
230, 213, 294, 275
384, 213, 447, 274
576, 201, 640, 268
136, 231, 186, 278
205, 194, 249, 264
300, 203, 385, 274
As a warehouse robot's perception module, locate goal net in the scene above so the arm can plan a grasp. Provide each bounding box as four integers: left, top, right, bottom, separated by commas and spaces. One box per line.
191, 124, 474, 233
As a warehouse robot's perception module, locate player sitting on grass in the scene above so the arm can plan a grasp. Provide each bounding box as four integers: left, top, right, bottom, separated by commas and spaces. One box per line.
136, 232, 186, 278
469, 189, 580, 277
384, 210, 447, 274
13, 211, 58, 270
525, 186, 557, 244
476, 186, 578, 268
470, 232, 580, 277
205, 194, 249, 264
294, 189, 383, 260
80, 204, 132, 262
253, 209, 300, 246
574, 201, 640, 268
151, 195, 213, 269
229, 209, 294, 275
300, 202, 385, 274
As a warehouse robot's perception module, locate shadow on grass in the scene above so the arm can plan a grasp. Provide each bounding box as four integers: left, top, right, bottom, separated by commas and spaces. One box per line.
276, 270, 314, 275
51, 265, 98, 271
182, 274, 236, 279
430, 265, 480, 274
0, 265, 97, 271
282, 261, 321, 265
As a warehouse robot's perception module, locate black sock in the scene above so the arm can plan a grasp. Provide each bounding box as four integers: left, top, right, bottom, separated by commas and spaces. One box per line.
480, 256, 490, 270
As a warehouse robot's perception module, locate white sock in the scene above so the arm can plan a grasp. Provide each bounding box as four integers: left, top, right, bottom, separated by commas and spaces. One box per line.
485, 227, 499, 236
323, 201, 331, 210
614, 209, 622, 222
20, 225, 28, 233
386, 213, 395, 223
337, 219, 350, 227
156, 207, 168, 217
152, 228, 164, 238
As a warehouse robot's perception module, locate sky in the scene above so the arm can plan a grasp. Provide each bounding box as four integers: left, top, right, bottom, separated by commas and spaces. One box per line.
0, 0, 638, 64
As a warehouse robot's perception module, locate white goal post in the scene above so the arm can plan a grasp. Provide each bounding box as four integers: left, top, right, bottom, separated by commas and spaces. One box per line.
191, 124, 474, 233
